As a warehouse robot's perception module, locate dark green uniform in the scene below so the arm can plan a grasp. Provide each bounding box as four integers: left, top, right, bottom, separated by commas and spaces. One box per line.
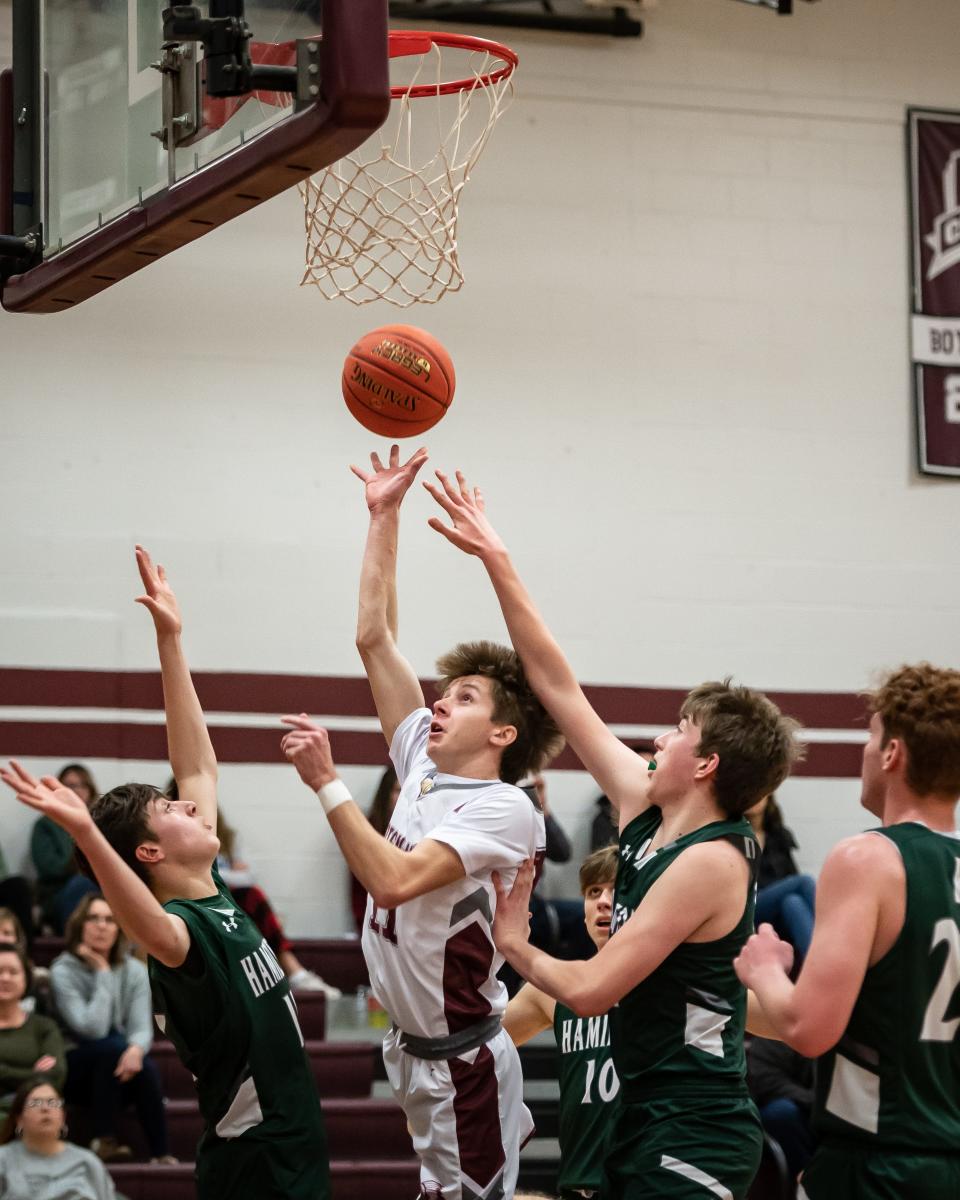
553, 1001, 619, 1198
149, 867, 329, 1200
603, 806, 762, 1199
802, 824, 960, 1200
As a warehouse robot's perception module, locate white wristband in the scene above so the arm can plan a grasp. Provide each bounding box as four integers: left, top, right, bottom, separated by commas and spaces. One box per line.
317, 778, 352, 816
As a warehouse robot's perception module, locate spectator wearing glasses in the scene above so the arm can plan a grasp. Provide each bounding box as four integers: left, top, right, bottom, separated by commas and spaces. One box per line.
0, 946, 66, 1119
0, 1078, 117, 1200
50, 893, 172, 1163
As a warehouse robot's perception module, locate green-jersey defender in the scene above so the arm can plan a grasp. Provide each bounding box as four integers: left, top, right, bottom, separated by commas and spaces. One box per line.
423, 464, 802, 1200
739, 663, 960, 1200
504, 845, 620, 1200
0, 547, 328, 1200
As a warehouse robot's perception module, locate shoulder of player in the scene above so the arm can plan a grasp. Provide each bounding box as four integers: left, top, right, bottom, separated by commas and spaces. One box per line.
671, 836, 747, 874
819, 831, 904, 887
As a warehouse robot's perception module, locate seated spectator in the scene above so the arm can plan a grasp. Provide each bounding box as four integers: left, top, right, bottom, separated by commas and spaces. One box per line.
745, 794, 816, 963
50, 893, 173, 1164
0, 910, 52, 1017
746, 1035, 816, 1178
0, 842, 35, 949
0, 946, 66, 1119
590, 793, 618, 851
0, 1078, 117, 1200
31, 764, 99, 934
168, 779, 341, 997
351, 766, 400, 930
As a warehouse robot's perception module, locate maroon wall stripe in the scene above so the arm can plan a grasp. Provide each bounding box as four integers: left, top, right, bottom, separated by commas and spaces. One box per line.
0, 668, 870, 729
0, 720, 866, 777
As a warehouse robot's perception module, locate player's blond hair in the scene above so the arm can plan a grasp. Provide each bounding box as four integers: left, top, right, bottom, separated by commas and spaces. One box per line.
867, 663, 960, 797
435, 641, 564, 785
681, 680, 802, 818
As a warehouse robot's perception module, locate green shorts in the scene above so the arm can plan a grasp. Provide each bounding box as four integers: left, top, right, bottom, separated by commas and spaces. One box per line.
601, 1093, 763, 1199
800, 1142, 960, 1200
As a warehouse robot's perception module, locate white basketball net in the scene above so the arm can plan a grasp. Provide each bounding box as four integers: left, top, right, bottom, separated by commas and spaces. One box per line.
299, 42, 515, 307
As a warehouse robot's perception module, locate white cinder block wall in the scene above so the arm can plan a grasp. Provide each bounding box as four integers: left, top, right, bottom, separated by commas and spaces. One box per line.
2, 0, 959, 935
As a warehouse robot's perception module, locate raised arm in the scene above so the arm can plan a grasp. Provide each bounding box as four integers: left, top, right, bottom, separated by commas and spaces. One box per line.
351, 446, 429, 746
1, 763, 191, 968
425, 471, 650, 825
135, 546, 216, 826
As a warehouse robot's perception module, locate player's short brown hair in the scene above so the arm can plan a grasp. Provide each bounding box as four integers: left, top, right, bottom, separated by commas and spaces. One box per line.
78, 784, 163, 890
867, 663, 960, 796
435, 641, 564, 785
579, 845, 618, 894
681, 680, 802, 818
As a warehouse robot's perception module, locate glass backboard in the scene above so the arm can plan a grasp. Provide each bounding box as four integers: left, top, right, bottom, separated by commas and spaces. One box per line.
1, 0, 390, 311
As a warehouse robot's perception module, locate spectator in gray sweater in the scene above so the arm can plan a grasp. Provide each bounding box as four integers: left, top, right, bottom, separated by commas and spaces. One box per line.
50, 893, 172, 1164
0, 1077, 117, 1200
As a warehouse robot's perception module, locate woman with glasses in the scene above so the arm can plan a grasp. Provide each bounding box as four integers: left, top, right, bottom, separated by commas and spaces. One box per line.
0, 945, 65, 1119
0, 1078, 116, 1199
50, 893, 173, 1164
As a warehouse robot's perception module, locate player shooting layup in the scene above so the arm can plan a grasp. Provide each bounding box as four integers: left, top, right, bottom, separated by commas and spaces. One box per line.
738, 663, 960, 1200
423, 470, 800, 1200
1, 549, 328, 1200
281, 446, 562, 1200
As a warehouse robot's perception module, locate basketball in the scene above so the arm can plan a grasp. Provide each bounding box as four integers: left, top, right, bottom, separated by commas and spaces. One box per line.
342, 325, 456, 438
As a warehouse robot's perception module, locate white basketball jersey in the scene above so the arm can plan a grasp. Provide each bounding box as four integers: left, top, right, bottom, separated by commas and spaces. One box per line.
361, 707, 546, 1039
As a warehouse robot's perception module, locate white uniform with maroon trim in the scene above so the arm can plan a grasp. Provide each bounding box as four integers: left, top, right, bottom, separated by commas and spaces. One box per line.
362, 707, 545, 1200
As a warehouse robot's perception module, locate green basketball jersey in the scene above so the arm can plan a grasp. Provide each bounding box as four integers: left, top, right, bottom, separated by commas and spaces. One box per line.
553, 1001, 620, 1194
814, 823, 960, 1152
149, 867, 329, 1200
611, 806, 759, 1097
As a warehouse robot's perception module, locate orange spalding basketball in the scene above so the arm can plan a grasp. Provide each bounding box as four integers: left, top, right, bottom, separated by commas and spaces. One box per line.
342, 325, 455, 438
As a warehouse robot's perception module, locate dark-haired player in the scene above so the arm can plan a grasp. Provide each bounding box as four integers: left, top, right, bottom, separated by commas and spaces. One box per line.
423, 471, 801, 1200
737, 663, 960, 1200
1, 548, 327, 1200
504, 845, 620, 1200
280, 445, 561, 1200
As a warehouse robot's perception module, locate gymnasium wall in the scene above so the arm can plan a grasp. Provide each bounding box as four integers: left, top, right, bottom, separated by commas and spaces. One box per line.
2, 0, 959, 935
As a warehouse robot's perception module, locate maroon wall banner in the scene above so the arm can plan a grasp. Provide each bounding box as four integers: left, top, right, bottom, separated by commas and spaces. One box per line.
909, 109, 960, 476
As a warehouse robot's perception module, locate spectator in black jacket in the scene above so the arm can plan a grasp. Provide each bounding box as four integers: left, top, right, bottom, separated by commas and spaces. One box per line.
746, 1035, 816, 1178
746, 794, 816, 963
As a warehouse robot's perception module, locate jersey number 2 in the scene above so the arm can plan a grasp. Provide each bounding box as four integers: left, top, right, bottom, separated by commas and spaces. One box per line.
921, 918, 960, 1042
369, 905, 398, 945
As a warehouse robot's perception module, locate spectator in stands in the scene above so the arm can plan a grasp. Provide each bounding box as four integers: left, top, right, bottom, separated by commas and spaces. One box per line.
167, 777, 340, 997
0, 842, 35, 949
746, 1035, 816, 1178
31, 765, 99, 933
524, 776, 592, 962
0, 910, 52, 1017
0, 946, 66, 1119
0, 1078, 117, 1200
590, 793, 618, 851
745, 794, 816, 963
350, 766, 401, 930
50, 893, 173, 1164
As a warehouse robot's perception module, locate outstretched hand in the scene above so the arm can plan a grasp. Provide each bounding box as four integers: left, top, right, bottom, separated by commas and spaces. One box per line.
733, 923, 795, 989
491, 858, 536, 957
134, 545, 182, 636
424, 470, 506, 560
280, 714, 339, 792
0, 761, 94, 839
350, 445, 428, 515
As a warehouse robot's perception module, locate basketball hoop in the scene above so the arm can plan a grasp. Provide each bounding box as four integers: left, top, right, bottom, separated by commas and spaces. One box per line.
300, 31, 517, 307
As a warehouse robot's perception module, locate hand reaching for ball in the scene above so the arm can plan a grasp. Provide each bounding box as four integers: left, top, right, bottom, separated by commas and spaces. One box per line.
424, 469, 507, 561
351, 445, 429, 514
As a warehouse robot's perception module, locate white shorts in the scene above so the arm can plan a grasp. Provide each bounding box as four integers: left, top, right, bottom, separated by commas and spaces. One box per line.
382, 1025, 534, 1200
